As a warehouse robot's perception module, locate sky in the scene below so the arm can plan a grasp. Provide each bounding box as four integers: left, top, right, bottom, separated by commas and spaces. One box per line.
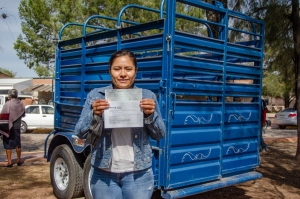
0, 0, 38, 78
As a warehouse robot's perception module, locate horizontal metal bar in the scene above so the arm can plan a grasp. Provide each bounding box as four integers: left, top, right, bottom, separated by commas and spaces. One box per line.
176, 0, 227, 13
162, 171, 262, 199
228, 27, 261, 37
55, 102, 83, 107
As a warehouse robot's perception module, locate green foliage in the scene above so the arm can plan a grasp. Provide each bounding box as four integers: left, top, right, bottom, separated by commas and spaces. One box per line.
14, 0, 206, 76
248, 0, 299, 105
0, 67, 16, 77
14, 0, 55, 77
14, 0, 86, 77
220, 0, 298, 105
262, 71, 284, 98
34, 65, 52, 77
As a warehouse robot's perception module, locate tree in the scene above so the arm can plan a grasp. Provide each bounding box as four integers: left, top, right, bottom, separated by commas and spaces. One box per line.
262, 71, 285, 99
0, 67, 16, 77
14, 0, 154, 77
14, 0, 56, 77
14, 0, 206, 77
14, 0, 90, 77
245, 0, 300, 160
291, 0, 300, 160
258, 1, 296, 108
204, 0, 300, 159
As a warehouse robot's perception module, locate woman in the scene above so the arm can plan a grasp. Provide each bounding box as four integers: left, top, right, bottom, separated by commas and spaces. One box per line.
1, 89, 25, 167
75, 49, 166, 199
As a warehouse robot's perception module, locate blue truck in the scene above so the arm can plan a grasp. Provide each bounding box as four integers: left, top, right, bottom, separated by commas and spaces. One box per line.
45, 0, 265, 198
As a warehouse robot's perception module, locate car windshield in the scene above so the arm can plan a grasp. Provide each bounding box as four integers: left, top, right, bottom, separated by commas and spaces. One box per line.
280, 108, 296, 113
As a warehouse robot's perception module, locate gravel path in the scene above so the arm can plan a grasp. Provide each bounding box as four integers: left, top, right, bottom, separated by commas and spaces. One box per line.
0, 133, 53, 156
0, 127, 297, 163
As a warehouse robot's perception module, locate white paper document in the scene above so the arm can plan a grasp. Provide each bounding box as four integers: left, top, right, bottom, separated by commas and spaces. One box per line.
104, 89, 143, 128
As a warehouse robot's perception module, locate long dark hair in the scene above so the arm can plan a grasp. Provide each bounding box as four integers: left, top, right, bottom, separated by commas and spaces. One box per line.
109, 49, 137, 69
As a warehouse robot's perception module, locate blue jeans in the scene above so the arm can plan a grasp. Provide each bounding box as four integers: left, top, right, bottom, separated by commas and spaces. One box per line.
261, 126, 267, 150
90, 166, 154, 199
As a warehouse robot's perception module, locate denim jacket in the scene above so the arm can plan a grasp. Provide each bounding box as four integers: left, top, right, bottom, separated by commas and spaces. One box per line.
74, 85, 166, 171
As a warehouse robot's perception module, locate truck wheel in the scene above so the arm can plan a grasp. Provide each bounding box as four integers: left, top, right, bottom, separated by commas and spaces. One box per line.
21, 121, 27, 133
83, 154, 93, 199
50, 144, 84, 199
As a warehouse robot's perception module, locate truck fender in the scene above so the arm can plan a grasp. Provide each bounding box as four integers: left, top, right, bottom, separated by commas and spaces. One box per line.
46, 131, 90, 162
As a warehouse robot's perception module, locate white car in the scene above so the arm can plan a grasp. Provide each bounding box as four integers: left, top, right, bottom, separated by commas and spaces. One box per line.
0, 94, 33, 113
21, 105, 54, 133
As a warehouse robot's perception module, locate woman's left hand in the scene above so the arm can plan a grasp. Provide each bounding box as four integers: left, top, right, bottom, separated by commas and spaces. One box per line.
140, 98, 155, 116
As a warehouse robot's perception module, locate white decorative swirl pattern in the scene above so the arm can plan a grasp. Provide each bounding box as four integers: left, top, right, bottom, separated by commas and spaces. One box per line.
181, 149, 212, 162
226, 143, 250, 155
184, 114, 213, 125
228, 112, 251, 122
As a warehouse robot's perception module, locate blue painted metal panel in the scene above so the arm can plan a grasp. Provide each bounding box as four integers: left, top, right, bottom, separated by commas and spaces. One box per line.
223, 140, 258, 157
169, 161, 221, 188
122, 32, 163, 45
173, 56, 223, 73
174, 33, 224, 52
171, 128, 221, 146
222, 154, 259, 173
227, 45, 261, 60
166, 100, 223, 188
170, 146, 220, 165
223, 124, 258, 140
225, 84, 259, 93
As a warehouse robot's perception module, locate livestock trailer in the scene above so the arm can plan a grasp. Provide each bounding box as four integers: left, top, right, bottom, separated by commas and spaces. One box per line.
45, 0, 265, 198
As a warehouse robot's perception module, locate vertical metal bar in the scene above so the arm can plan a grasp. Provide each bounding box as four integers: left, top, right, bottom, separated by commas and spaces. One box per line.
117, 22, 123, 50
220, 10, 229, 177
160, 0, 176, 188
80, 38, 86, 105
54, 42, 61, 129
257, 22, 265, 161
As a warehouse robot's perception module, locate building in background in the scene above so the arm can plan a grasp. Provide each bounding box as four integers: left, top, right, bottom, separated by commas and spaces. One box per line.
21, 78, 53, 105
0, 78, 34, 108
0, 78, 32, 95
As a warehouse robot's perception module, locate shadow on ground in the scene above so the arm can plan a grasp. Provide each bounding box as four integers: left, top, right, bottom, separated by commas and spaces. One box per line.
257, 145, 300, 190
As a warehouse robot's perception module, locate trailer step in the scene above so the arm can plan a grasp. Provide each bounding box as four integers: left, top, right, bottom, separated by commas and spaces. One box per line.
162, 171, 262, 199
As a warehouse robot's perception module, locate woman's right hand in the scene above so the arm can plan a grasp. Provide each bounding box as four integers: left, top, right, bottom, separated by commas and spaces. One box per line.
92, 99, 109, 116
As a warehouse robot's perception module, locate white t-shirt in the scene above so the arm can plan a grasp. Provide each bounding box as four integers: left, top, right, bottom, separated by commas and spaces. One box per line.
105, 128, 135, 173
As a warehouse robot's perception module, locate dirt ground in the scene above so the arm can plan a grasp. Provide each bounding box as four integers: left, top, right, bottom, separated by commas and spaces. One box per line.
0, 141, 299, 199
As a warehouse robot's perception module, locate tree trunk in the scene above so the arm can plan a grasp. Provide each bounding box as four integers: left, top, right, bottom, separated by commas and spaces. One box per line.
284, 94, 290, 108
292, 0, 300, 160
204, 0, 228, 39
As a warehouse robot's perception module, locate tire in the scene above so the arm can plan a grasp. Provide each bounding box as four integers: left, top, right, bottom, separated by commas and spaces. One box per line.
83, 154, 93, 199
21, 121, 27, 133
50, 144, 84, 199
279, 125, 286, 129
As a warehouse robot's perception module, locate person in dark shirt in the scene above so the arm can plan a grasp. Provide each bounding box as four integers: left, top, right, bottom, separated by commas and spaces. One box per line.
261, 99, 268, 152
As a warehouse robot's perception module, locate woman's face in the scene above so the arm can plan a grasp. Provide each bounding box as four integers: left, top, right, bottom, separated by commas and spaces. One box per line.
109, 55, 137, 89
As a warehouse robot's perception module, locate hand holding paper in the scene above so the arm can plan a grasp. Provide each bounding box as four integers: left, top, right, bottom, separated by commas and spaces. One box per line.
104, 89, 143, 128
140, 98, 155, 116
92, 99, 109, 116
